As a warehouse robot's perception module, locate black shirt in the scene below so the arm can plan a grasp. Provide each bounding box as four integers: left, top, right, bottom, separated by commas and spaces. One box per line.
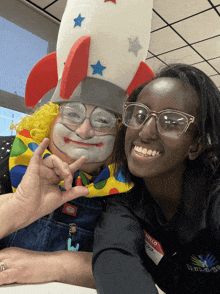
93, 164, 220, 294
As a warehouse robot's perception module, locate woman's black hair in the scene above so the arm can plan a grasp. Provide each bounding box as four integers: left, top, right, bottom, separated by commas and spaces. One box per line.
113, 63, 220, 180
113, 83, 149, 181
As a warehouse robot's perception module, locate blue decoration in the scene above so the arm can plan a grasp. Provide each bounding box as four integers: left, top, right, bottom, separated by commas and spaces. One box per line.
10, 165, 27, 188
43, 153, 51, 159
74, 170, 79, 179
201, 254, 218, 268
114, 165, 126, 183
91, 61, 106, 76
28, 142, 39, 152
74, 14, 85, 28
68, 238, 79, 251
93, 166, 110, 184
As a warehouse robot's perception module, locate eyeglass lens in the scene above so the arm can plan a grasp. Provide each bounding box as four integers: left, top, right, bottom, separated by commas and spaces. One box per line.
123, 104, 188, 138
61, 103, 116, 130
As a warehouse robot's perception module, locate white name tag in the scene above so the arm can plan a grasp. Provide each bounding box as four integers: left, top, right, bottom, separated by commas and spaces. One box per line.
144, 231, 164, 265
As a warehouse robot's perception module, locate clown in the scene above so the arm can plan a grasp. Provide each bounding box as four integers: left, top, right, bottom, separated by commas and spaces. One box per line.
0, 0, 154, 288
50, 102, 119, 172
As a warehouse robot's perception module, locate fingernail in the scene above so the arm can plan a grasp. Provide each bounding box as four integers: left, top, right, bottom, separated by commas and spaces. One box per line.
65, 168, 70, 174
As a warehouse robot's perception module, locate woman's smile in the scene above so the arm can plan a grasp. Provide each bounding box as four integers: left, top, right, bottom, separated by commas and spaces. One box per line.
132, 144, 161, 159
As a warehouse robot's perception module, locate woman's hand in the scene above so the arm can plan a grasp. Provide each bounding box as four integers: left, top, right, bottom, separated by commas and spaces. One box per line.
0, 247, 95, 288
13, 138, 89, 225
0, 248, 59, 285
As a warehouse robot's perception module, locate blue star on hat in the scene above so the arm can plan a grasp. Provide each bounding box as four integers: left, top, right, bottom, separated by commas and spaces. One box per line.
74, 14, 85, 28
91, 61, 106, 76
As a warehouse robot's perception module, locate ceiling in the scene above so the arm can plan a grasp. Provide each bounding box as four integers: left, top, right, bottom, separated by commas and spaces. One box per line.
22, 0, 220, 88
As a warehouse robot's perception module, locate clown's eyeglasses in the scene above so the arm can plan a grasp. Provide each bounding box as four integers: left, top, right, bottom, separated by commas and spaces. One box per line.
60, 103, 117, 132
122, 102, 195, 139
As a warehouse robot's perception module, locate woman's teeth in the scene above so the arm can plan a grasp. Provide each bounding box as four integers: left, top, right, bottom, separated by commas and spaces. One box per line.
134, 146, 160, 157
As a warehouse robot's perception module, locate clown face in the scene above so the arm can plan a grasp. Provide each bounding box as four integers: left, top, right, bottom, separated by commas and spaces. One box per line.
49, 103, 117, 173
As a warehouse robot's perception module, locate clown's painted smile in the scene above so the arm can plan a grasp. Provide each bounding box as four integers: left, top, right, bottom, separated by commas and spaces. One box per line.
63, 137, 104, 147
52, 122, 115, 163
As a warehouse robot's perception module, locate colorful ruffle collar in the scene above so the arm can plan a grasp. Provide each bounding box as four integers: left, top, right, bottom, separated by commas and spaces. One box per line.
9, 129, 133, 198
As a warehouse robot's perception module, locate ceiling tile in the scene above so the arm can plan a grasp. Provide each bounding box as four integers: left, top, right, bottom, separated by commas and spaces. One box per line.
151, 11, 167, 31
149, 27, 186, 55
153, 0, 210, 24
19, 0, 220, 87
173, 9, 220, 44
45, 0, 67, 20
192, 36, 220, 60
211, 0, 220, 5
210, 75, 220, 87
192, 62, 217, 76
159, 46, 203, 65
29, 0, 55, 9
145, 58, 166, 74
208, 58, 220, 73
146, 51, 153, 59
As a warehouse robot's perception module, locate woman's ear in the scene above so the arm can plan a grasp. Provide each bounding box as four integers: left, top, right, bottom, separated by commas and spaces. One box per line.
188, 141, 204, 160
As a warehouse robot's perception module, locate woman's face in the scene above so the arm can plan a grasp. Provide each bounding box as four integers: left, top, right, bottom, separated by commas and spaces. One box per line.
125, 77, 200, 180
49, 103, 117, 174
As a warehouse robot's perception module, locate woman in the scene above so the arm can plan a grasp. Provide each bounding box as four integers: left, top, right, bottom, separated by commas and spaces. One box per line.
93, 64, 220, 293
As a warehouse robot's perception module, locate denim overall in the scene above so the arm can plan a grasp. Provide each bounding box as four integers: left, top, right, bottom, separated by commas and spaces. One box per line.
0, 195, 103, 252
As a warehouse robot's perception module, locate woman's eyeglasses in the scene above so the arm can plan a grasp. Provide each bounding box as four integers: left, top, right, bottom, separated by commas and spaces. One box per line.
123, 102, 195, 139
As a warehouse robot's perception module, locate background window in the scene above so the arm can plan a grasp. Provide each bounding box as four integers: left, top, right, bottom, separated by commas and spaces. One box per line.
0, 0, 59, 135
0, 106, 26, 136
0, 17, 48, 98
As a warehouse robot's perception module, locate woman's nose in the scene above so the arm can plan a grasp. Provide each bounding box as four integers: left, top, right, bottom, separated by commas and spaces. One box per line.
75, 118, 95, 139
138, 116, 158, 140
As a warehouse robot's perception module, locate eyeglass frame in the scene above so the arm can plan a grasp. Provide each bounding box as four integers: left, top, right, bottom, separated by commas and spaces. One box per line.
59, 104, 119, 132
122, 102, 195, 138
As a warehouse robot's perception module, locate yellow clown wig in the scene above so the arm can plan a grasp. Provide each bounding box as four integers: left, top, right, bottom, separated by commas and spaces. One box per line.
10, 102, 59, 142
